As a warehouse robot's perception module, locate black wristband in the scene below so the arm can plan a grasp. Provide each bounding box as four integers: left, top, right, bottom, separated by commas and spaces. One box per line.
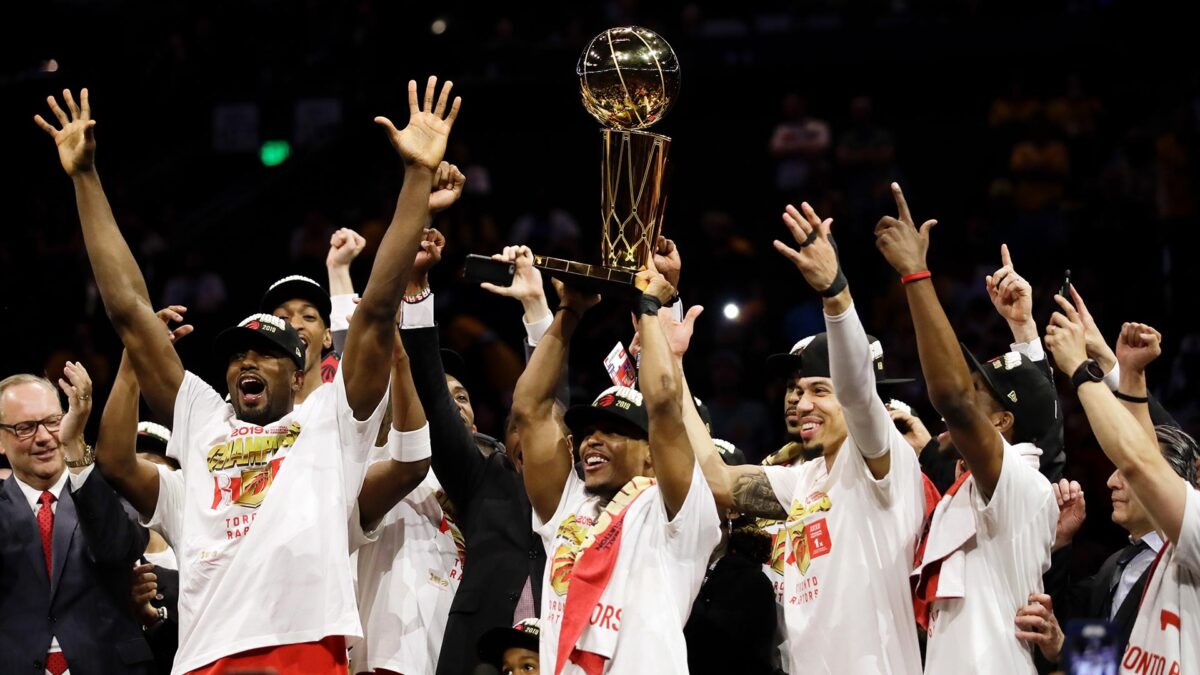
638, 294, 664, 316
820, 267, 848, 298
1114, 390, 1150, 403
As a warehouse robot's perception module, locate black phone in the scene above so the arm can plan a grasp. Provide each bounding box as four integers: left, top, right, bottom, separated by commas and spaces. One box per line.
1060, 269, 1071, 298
464, 254, 515, 287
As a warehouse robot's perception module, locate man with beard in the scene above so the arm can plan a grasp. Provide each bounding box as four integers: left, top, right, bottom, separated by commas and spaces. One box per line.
513, 268, 720, 675
697, 199, 927, 673
35, 79, 457, 673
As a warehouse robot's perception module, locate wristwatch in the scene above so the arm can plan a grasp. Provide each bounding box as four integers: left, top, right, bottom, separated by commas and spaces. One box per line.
1070, 359, 1105, 390
65, 443, 95, 468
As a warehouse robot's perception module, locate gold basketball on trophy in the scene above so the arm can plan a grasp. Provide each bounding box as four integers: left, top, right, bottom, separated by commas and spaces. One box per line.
577, 27, 680, 130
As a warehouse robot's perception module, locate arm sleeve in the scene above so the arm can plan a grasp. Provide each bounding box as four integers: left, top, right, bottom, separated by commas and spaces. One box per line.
1011, 338, 1046, 362
71, 469, 150, 567
824, 302, 895, 460
141, 463, 185, 547
400, 326, 488, 517
330, 293, 358, 353
524, 314, 553, 348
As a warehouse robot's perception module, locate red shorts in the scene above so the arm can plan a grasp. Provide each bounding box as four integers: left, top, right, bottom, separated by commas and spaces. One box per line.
187, 636, 348, 675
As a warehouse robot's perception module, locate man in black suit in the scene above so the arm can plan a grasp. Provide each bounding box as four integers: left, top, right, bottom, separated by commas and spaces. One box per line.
399, 240, 552, 675
0, 368, 153, 675
1018, 424, 1199, 666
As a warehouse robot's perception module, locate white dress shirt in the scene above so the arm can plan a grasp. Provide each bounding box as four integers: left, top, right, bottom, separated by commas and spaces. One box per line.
1112, 531, 1165, 619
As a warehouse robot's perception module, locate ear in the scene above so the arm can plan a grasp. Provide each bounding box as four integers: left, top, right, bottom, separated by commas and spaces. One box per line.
322, 328, 333, 350
992, 410, 1015, 438
292, 367, 305, 393
955, 459, 967, 480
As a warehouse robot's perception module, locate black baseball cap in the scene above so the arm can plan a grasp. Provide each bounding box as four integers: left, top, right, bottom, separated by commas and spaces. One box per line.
564, 385, 650, 441
441, 349, 467, 382
961, 345, 1058, 446
478, 618, 542, 667
766, 332, 912, 385
136, 421, 171, 454
214, 313, 306, 370
260, 275, 332, 326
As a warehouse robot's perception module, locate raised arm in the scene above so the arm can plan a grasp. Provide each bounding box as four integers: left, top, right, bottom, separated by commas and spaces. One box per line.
876, 183, 1004, 495
356, 330, 431, 528
96, 307, 193, 516
775, 199, 893, 478
36, 89, 183, 420
513, 281, 599, 523
635, 269, 695, 519
986, 244, 1039, 346
1045, 298, 1188, 542
1113, 321, 1161, 442
341, 76, 460, 419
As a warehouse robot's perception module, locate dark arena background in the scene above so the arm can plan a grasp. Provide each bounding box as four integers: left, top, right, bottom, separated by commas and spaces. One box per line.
3, 0, 1199, 582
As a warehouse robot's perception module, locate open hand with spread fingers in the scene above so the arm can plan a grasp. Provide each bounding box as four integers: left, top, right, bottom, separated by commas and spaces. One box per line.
658, 305, 704, 360
774, 202, 840, 292
1045, 294, 1089, 375
874, 182, 937, 277
58, 361, 93, 450
375, 76, 462, 171
429, 161, 467, 214
34, 88, 96, 176
1115, 321, 1162, 374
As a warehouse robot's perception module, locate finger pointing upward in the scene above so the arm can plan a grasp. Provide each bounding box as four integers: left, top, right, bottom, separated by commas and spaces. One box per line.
1001, 243, 1013, 269
891, 182, 913, 226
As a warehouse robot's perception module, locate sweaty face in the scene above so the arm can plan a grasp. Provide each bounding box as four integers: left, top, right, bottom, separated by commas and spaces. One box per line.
272, 299, 330, 375
1108, 468, 1153, 535
226, 348, 302, 425
783, 375, 847, 458
446, 375, 476, 432
0, 382, 65, 488
577, 422, 650, 498
501, 647, 539, 675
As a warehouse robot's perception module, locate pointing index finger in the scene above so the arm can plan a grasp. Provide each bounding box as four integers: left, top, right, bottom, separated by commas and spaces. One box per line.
1000, 243, 1012, 268
891, 182, 913, 226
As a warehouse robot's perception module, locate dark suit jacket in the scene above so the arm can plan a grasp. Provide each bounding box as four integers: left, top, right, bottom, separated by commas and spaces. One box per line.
145, 565, 180, 675
1085, 546, 1154, 654
1, 470, 153, 675
403, 326, 546, 675
684, 552, 778, 675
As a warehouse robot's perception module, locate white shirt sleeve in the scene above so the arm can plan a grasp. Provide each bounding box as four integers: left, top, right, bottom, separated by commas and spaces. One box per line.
141, 463, 185, 548
524, 313, 553, 348
67, 464, 95, 490
400, 293, 436, 329
169, 372, 231, 467
331, 366, 391, 505
533, 470, 588, 543
1174, 485, 1200, 575
330, 293, 359, 332
663, 460, 721, 537
1010, 337, 1046, 362
974, 442, 1058, 552
824, 302, 894, 460
763, 464, 800, 512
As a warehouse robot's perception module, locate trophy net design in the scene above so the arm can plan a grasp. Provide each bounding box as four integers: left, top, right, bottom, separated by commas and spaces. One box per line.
534, 26, 680, 291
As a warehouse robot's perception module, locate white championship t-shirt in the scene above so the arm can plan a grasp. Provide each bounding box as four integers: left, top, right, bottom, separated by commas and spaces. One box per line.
921, 441, 1057, 674
535, 461, 720, 675
759, 461, 804, 675
762, 421, 926, 674
352, 462, 464, 675
1121, 484, 1200, 675
145, 369, 386, 674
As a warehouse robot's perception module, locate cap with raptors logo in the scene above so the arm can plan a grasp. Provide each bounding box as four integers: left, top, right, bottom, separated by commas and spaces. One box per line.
477, 618, 542, 666
961, 344, 1057, 447
260, 274, 332, 326
766, 332, 913, 386
214, 313, 306, 370
564, 385, 650, 441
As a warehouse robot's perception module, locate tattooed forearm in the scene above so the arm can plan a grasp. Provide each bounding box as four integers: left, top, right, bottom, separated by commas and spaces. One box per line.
731, 470, 786, 519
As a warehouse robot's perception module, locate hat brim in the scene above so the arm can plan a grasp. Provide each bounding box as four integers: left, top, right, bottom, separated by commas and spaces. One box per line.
260, 281, 332, 326
214, 326, 305, 370
563, 405, 648, 440
959, 343, 1010, 411
477, 626, 540, 667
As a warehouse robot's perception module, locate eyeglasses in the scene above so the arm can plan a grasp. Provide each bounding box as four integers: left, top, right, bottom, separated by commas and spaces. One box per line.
0, 414, 64, 440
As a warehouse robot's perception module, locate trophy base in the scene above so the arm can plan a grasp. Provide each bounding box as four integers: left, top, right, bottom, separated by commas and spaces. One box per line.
533, 255, 640, 296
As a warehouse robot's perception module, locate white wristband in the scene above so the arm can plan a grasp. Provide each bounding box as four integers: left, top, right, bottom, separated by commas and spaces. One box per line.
388, 423, 432, 463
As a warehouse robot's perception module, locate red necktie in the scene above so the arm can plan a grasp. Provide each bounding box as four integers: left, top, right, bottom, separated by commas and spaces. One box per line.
38, 490, 55, 577
45, 651, 69, 675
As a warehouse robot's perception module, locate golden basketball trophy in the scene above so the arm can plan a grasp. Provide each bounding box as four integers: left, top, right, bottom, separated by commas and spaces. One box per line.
534, 26, 680, 292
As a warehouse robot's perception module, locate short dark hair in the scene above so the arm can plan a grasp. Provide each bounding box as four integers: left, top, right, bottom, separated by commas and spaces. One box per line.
1156, 425, 1199, 487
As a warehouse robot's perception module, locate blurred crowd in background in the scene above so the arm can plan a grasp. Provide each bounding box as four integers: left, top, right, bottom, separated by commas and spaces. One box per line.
4, 0, 1200, 583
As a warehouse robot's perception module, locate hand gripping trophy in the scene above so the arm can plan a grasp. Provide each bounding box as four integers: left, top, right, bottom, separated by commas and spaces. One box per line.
534, 26, 680, 291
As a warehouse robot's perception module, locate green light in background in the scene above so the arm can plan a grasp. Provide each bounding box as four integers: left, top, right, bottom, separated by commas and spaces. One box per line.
260, 140, 291, 167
